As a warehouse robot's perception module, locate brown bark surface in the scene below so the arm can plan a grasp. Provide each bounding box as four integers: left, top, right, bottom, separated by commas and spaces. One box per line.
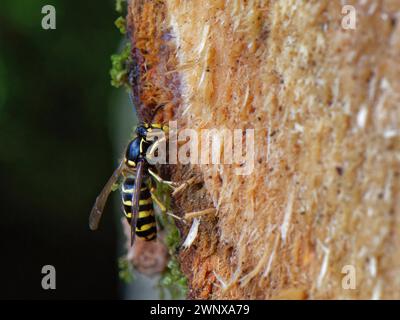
127, 0, 400, 299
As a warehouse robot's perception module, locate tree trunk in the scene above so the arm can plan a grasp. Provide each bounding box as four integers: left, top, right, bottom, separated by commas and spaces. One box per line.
127, 0, 400, 299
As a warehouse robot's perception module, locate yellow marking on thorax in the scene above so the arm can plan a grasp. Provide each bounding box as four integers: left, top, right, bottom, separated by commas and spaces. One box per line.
151, 123, 169, 133
123, 200, 132, 206
127, 160, 136, 167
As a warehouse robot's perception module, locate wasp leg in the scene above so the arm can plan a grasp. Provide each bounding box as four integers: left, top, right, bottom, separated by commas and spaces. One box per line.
171, 176, 203, 197
150, 188, 186, 223
148, 169, 179, 189
184, 208, 216, 220
150, 188, 167, 212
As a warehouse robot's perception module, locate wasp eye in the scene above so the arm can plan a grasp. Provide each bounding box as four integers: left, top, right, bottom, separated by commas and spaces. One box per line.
136, 126, 147, 137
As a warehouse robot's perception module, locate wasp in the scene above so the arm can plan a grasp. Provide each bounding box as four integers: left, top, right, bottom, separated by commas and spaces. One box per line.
89, 98, 179, 246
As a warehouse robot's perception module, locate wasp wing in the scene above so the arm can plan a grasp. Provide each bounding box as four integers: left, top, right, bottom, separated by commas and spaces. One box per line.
130, 159, 145, 246
89, 159, 125, 230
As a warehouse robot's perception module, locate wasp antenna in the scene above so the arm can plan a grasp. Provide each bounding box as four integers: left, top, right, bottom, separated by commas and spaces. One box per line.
150, 103, 166, 122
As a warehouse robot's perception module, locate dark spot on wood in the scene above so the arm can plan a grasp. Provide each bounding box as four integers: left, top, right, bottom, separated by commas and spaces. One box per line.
335, 166, 343, 176
390, 16, 397, 28
270, 130, 277, 137
366, 70, 375, 84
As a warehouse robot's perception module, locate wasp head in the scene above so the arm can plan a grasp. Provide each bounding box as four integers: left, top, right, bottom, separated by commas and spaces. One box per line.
135, 123, 150, 138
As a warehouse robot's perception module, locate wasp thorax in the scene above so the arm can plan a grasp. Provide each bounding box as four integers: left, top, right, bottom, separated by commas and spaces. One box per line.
125, 133, 153, 168
125, 138, 141, 167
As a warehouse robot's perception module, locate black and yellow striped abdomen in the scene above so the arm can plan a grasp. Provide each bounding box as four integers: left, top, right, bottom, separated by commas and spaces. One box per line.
121, 176, 157, 241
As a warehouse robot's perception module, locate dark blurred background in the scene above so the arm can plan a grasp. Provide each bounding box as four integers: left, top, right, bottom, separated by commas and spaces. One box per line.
0, 0, 123, 298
